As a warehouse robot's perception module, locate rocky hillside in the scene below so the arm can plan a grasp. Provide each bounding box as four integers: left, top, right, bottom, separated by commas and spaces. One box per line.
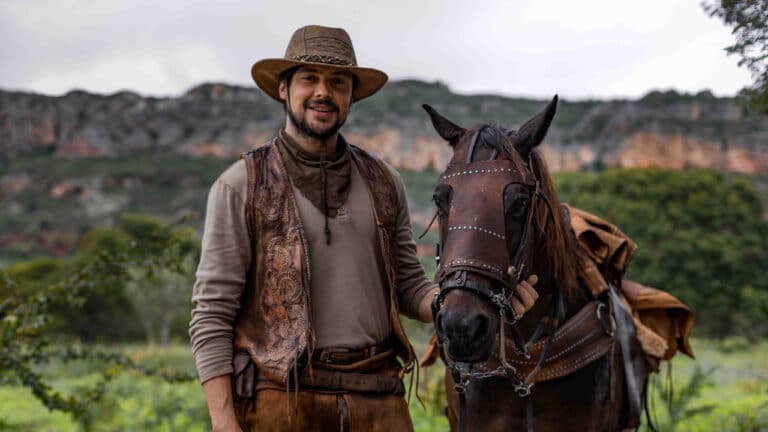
2, 81, 767, 173
1, 81, 767, 261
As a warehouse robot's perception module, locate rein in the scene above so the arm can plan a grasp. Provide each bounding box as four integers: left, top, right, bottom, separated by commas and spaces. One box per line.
431, 138, 562, 431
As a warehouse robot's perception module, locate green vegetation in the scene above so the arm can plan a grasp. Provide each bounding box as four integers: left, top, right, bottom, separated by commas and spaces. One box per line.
555, 169, 768, 338
399, 168, 441, 208
0, 155, 229, 261
349, 80, 601, 132
1, 213, 199, 429
0, 339, 764, 431
639, 89, 720, 107
2, 165, 768, 429
704, 0, 768, 114
2, 213, 200, 343
0, 345, 205, 432
639, 338, 768, 431
403, 167, 768, 338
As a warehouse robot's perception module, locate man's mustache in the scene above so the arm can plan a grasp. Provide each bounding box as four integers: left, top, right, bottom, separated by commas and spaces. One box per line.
305, 99, 339, 112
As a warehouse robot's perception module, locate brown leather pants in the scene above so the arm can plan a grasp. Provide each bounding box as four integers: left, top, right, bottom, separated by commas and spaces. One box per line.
237, 389, 413, 432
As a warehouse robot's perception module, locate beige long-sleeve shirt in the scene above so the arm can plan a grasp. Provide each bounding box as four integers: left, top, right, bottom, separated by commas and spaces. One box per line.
189, 157, 436, 383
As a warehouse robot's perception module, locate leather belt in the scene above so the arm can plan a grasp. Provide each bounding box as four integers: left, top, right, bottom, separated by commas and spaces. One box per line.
298, 367, 405, 395
313, 340, 391, 365
253, 345, 404, 395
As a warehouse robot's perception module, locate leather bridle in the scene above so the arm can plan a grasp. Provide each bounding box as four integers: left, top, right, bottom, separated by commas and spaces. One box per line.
430, 132, 562, 431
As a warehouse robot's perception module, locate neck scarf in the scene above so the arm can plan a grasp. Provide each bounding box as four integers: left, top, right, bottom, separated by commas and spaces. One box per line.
277, 129, 352, 244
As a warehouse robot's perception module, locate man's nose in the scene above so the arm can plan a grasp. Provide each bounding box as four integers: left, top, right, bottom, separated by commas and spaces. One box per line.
313, 78, 331, 98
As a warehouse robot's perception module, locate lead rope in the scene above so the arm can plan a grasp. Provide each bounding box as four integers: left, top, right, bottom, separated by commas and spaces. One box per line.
526, 396, 534, 432
452, 364, 470, 432
418, 209, 439, 239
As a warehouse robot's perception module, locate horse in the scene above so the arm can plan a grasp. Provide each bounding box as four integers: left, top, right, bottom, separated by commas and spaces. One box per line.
422, 97, 649, 432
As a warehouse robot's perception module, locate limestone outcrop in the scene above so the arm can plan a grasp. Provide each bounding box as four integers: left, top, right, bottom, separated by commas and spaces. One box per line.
1, 83, 765, 175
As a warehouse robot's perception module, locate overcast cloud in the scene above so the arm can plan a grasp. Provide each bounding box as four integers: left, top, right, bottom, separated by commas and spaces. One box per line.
0, 0, 752, 100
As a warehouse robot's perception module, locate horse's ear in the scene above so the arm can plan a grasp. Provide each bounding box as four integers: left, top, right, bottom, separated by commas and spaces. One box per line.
511, 95, 558, 159
423, 104, 465, 145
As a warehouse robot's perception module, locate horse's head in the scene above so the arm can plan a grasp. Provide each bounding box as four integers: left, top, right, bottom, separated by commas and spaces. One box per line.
425, 96, 565, 363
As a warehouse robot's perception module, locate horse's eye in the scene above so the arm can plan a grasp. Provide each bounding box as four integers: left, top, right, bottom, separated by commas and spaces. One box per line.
509, 198, 529, 219
504, 185, 529, 219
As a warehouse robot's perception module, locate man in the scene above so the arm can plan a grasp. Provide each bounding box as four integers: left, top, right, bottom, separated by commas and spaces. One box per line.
189, 25, 539, 431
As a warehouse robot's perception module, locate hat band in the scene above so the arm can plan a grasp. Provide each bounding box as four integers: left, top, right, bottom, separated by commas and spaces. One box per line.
289, 54, 354, 66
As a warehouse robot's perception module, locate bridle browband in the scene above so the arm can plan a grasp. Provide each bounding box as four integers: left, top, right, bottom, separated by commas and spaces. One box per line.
431, 131, 562, 432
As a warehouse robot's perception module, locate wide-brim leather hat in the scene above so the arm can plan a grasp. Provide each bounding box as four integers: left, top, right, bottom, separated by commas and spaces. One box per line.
252, 25, 388, 103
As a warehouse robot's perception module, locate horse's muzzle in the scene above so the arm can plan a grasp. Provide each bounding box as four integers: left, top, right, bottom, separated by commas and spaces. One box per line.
436, 288, 499, 362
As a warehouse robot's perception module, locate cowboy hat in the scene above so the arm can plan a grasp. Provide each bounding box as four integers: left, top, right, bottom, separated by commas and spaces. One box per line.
251, 25, 388, 103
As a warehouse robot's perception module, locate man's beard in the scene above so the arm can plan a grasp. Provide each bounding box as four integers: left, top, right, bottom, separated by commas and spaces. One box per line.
287, 98, 346, 140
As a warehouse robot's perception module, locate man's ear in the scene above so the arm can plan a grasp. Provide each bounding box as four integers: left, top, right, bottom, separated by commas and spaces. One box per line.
278, 80, 288, 101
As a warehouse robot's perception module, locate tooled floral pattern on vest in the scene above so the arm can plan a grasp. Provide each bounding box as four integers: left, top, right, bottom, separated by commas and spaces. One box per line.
236, 143, 309, 383
260, 227, 305, 366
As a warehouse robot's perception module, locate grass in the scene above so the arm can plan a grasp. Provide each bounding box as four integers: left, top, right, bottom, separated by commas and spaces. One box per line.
0, 339, 765, 431
639, 339, 768, 431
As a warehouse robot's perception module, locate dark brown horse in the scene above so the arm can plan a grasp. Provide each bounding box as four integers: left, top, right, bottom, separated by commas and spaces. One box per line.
423, 97, 648, 432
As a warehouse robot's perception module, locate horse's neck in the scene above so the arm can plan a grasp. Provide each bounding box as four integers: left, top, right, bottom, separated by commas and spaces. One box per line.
518, 277, 589, 337
516, 279, 557, 337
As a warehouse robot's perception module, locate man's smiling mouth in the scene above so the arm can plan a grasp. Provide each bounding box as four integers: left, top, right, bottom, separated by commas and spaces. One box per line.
310, 106, 336, 113
306, 99, 339, 113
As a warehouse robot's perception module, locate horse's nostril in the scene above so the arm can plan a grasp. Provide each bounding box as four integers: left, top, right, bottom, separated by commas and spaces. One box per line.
469, 314, 489, 341
436, 310, 445, 335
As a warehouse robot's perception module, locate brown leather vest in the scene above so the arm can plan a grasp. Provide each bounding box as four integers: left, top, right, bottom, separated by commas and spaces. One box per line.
234, 139, 415, 385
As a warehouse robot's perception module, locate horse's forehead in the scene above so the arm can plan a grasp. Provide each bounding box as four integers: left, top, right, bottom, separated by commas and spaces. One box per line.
449, 131, 475, 163
449, 127, 528, 172
440, 159, 526, 182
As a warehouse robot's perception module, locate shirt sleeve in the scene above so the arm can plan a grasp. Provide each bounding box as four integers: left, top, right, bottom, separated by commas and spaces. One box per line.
189, 161, 251, 384
385, 163, 439, 320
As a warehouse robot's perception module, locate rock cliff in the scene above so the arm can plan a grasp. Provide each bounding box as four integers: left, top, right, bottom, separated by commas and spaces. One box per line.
2, 81, 766, 174
1, 81, 766, 260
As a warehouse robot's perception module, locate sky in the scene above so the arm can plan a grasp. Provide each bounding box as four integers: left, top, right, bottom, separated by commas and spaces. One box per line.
0, 0, 752, 101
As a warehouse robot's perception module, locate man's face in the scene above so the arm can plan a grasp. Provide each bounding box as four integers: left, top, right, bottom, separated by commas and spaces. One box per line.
279, 65, 354, 140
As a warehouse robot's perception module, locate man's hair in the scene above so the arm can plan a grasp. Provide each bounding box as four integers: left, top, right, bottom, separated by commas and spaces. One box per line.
279, 66, 301, 89
279, 67, 300, 114
279, 66, 358, 103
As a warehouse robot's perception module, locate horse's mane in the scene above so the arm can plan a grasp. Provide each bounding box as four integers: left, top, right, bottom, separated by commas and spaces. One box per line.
528, 149, 581, 301
473, 124, 581, 301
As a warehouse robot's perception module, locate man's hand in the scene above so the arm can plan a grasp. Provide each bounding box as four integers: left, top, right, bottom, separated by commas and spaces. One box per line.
416, 273, 539, 324
511, 274, 539, 320
202, 375, 244, 432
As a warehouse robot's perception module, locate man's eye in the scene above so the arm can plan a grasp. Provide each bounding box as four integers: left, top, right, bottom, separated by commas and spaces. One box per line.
333, 80, 351, 90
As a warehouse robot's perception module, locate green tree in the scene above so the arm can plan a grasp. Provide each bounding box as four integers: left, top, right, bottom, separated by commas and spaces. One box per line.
118, 213, 200, 345
555, 169, 768, 337
3, 213, 201, 343
704, 0, 768, 113
0, 212, 198, 429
